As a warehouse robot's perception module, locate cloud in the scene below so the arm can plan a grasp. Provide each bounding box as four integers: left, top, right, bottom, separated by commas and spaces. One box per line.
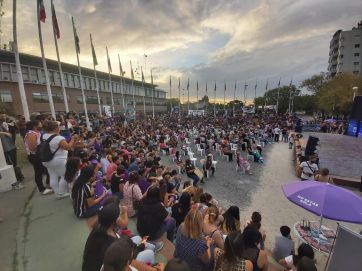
1, 0, 361, 102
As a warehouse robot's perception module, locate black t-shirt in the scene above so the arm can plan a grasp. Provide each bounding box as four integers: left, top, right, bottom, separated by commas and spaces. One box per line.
110, 173, 124, 193
172, 203, 190, 227
82, 230, 116, 271
137, 200, 168, 240
185, 163, 195, 176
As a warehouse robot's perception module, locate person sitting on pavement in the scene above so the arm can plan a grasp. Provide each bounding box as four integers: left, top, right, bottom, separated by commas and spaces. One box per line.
243, 227, 268, 271
279, 243, 315, 271
272, 225, 295, 262
221, 206, 241, 235
314, 168, 334, 183
214, 231, 253, 271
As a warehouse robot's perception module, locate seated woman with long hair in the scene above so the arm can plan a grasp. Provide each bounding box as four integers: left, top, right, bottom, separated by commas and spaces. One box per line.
72, 165, 108, 218
174, 209, 213, 271
214, 231, 253, 271
203, 205, 224, 250
221, 206, 241, 235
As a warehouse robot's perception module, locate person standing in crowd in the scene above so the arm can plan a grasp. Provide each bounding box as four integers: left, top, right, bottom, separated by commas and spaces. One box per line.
42, 120, 78, 199
288, 133, 295, 149
24, 120, 52, 195
299, 155, 319, 181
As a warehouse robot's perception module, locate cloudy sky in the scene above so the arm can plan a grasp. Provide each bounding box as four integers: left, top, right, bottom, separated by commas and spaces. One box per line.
2, 0, 362, 102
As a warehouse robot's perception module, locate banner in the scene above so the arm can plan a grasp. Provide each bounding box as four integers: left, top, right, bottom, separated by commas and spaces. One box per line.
103, 105, 112, 117
188, 110, 205, 116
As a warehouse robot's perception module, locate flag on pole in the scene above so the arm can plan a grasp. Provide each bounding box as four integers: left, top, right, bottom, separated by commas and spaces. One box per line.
206, 81, 208, 94
72, 17, 80, 54
224, 81, 226, 92
130, 61, 134, 80
187, 78, 189, 90
289, 79, 293, 87
38, 0, 46, 23
151, 69, 153, 85
170, 76, 171, 88
214, 82, 216, 92
234, 81, 236, 91
178, 78, 180, 89
118, 55, 124, 76
106, 46, 112, 73
265, 79, 268, 91
90, 34, 98, 66
254, 81, 257, 90
278, 78, 281, 87
51, 1, 60, 38
141, 67, 145, 82
197, 81, 199, 91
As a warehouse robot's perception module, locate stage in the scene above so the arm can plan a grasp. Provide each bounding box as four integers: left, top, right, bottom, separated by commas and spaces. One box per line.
301, 133, 362, 186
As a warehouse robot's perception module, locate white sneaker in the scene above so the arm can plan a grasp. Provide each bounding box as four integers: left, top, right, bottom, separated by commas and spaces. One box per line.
12, 183, 25, 190
42, 188, 53, 195
56, 192, 70, 200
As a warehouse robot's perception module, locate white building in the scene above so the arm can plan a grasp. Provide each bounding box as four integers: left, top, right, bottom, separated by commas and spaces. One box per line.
328, 21, 362, 77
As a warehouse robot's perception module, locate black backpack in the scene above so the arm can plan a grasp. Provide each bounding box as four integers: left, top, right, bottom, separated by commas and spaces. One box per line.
36, 134, 60, 162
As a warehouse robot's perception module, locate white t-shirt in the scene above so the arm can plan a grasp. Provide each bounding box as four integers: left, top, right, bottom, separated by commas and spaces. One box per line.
284, 255, 296, 270
42, 133, 68, 159
300, 161, 318, 180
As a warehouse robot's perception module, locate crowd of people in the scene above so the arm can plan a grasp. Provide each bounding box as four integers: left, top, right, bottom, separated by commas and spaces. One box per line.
0, 111, 318, 271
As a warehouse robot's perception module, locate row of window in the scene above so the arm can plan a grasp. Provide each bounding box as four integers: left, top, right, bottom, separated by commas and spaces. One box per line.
0, 90, 166, 106
0, 63, 167, 99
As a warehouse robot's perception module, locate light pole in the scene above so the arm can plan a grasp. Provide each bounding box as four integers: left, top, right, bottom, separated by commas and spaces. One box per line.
352, 86, 358, 101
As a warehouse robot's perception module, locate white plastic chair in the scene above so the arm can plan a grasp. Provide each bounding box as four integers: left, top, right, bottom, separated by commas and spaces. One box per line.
231, 143, 238, 155
186, 146, 194, 156
196, 144, 204, 156
189, 153, 197, 166
185, 138, 191, 145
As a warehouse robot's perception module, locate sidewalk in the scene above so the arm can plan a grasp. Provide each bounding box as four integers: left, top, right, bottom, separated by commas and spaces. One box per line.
0, 164, 35, 271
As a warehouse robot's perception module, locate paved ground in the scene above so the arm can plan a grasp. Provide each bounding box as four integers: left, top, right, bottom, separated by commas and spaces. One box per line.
307, 132, 362, 179
0, 139, 361, 271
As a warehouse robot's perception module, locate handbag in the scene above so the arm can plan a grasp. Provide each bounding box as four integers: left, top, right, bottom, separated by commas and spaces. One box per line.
131, 185, 142, 211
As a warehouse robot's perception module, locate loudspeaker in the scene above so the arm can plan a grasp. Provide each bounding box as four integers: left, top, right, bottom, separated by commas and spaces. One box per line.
351, 96, 362, 121
305, 136, 319, 157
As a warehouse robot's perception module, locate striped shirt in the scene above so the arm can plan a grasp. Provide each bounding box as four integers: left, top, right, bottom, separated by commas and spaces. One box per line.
73, 183, 92, 217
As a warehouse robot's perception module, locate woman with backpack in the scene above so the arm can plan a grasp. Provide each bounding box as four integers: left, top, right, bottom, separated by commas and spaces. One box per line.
24, 120, 52, 195
41, 120, 78, 199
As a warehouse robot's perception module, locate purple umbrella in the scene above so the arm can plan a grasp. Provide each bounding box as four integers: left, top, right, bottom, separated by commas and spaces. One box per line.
282, 181, 362, 224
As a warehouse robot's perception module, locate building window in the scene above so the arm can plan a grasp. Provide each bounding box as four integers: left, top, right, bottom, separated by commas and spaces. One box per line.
76, 96, 83, 104
67, 73, 74, 88
74, 75, 80, 88
86, 96, 99, 104
354, 62, 360, 65
1, 64, 11, 80
0, 90, 13, 102
355, 53, 360, 57
355, 44, 360, 48
32, 92, 49, 103
29, 68, 38, 83
21, 66, 29, 82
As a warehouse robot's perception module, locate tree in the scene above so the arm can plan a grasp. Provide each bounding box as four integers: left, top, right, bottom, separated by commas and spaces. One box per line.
166, 98, 180, 111
317, 74, 362, 116
262, 85, 300, 113
300, 73, 327, 94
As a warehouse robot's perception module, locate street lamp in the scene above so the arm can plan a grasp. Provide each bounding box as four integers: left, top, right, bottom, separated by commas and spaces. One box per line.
352, 86, 358, 101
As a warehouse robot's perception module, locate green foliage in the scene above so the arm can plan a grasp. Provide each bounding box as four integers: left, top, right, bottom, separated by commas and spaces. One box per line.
260, 85, 300, 113
300, 73, 327, 94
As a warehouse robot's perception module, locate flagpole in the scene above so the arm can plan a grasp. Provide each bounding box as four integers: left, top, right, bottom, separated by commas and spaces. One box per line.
254, 79, 257, 110
38, 1, 55, 119
90, 34, 102, 116
214, 82, 216, 118
169, 76, 172, 116
288, 78, 293, 114
264, 79, 268, 110
205, 81, 208, 114
106, 46, 115, 115
51, 0, 68, 113
13, 0, 30, 121
233, 81, 236, 116
72, 17, 90, 130
243, 81, 248, 106
276, 77, 281, 114
223, 81, 226, 112
131, 61, 136, 110
151, 69, 155, 118
118, 55, 125, 112
187, 78, 190, 113
196, 81, 199, 110
178, 78, 181, 119
141, 68, 146, 116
